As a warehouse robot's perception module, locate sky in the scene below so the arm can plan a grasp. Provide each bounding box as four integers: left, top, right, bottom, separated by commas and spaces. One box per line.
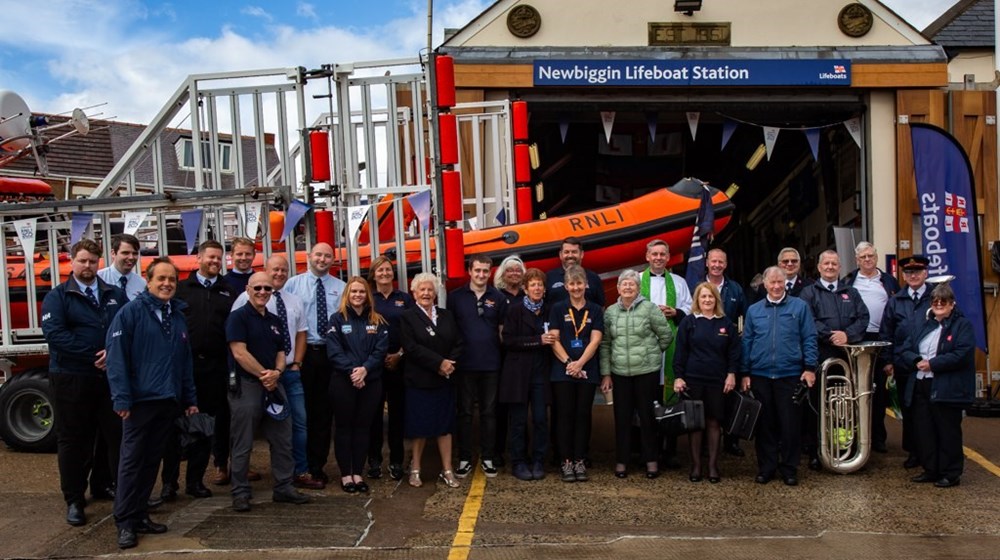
0, 0, 961, 126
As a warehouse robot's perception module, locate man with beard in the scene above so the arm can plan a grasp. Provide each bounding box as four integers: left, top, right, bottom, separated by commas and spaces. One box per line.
42, 239, 128, 526
545, 237, 605, 307
223, 237, 256, 292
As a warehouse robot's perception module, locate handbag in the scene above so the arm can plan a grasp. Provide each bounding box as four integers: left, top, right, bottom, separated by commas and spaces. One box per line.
725, 390, 762, 440
653, 393, 705, 436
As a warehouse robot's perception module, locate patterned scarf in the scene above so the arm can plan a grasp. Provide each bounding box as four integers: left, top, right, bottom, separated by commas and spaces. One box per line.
522, 295, 544, 314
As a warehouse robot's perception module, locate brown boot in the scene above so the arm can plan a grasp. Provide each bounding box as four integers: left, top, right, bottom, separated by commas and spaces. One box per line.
211, 466, 230, 486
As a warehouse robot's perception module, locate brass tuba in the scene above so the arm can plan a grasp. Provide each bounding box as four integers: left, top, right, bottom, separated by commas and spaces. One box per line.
818, 341, 891, 474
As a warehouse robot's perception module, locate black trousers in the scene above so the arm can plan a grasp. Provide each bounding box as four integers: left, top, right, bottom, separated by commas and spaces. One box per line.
896, 373, 916, 454
114, 399, 175, 530
911, 378, 965, 479
753, 376, 802, 478
161, 361, 222, 488
456, 369, 499, 461
612, 371, 659, 465
329, 374, 382, 477
552, 381, 596, 462
369, 371, 405, 466
51, 374, 122, 505
863, 332, 889, 447
302, 345, 333, 476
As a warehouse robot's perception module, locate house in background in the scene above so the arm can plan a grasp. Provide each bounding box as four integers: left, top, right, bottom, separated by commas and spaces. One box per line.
923, 0, 996, 87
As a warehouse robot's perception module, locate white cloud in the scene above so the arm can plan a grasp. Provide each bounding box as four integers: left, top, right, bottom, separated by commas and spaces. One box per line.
241, 6, 274, 22
296, 2, 318, 21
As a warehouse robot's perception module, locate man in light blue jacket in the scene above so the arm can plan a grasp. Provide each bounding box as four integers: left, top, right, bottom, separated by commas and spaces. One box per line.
740, 266, 817, 487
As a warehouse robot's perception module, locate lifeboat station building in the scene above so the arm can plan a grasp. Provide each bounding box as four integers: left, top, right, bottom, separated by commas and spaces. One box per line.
440, 0, 1000, 372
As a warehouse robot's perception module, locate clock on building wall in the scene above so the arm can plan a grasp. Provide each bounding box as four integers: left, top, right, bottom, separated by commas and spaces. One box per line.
838, 3, 874, 37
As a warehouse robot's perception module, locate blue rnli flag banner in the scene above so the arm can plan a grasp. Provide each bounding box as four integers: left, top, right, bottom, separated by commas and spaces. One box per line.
534, 59, 851, 87
685, 184, 714, 291
911, 123, 988, 352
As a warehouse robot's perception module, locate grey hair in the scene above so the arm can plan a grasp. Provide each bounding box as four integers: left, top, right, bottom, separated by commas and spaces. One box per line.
618, 268, 641, 287
818, 249, 839, 261
493, 255, 525, 290
777, 247, 800, 262
564, 264, 586, 284
854, 241, 876, 256
410, 272, 440, 293
763, 266, 785, 282
646, 239, 669, 252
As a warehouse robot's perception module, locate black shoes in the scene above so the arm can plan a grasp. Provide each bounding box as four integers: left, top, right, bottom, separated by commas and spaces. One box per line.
341, 481, 357, 493
160, 483, 178, 502
724, 443, 745, 457
117, 527, 137, 549
91, 485, 116, 501
689, 473, 702, 483
935, 476, 960, 488
232, 497, 251, 512
185, 484, 213, 499
808, 456, 822, 471
147, 496, 164, 511
273, 491, 311, 504
645, 470, 660, 479
66, 502, 86, 526
388, 463, 405, 481
355, 481, 370, 493
134, 517, 168, 534
911, 472, 938, 483
367, 463, 383, 479
903, 455, 921, 469
755, 473, 772, 484
782, 476, 799, 486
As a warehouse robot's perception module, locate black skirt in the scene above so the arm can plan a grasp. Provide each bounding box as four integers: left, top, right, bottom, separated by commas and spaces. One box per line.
683, 380, 725, 423
404, 385, 456, 438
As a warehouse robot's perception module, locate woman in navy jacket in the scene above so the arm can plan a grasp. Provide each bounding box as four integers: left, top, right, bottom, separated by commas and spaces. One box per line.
899, 283, 975, 488
673, 282, 740, 483
326, 277, 389, 493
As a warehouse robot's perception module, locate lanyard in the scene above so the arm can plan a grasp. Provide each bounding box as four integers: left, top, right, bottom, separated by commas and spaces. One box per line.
568, 307, 589, 340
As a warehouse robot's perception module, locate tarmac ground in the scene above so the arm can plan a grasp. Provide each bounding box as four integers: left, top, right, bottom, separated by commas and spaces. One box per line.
2, 404, 1000, 559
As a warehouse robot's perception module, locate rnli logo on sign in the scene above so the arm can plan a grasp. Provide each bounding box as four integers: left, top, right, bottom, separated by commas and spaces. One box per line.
943, 192, 970, 233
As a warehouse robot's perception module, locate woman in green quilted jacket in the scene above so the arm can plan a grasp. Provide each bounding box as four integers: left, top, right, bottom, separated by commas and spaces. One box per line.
600, 269, 673, 479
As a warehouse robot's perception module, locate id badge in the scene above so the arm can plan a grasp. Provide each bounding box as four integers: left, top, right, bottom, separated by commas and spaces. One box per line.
570, 339, 583, 349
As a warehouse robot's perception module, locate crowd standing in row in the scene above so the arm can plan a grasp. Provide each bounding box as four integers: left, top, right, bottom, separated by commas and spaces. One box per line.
41, 233, 977, 550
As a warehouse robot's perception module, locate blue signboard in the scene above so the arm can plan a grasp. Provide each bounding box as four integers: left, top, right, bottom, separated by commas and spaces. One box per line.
533, 59, 851, 87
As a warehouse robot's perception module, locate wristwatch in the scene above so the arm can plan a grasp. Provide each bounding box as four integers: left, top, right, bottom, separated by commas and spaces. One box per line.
287, 361, 301, 369
564, 357, 571, 365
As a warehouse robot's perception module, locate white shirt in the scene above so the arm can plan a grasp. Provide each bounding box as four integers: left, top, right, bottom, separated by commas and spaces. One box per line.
232, 289, 308, 360
917, 323, 942, 379
97, 267, 147, 301
646, 272, 693, 314
852, 271, 889, 332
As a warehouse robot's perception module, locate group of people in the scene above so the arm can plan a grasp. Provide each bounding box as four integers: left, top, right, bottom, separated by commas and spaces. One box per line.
41, 231, 977, 548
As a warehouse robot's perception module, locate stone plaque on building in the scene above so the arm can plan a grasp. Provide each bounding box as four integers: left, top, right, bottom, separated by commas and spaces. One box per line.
507, 5, 541, 38
648, 22, 731, 46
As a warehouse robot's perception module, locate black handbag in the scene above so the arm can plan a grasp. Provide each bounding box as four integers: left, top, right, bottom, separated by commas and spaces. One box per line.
653, 394, 705, 436
725, 390, 762, 440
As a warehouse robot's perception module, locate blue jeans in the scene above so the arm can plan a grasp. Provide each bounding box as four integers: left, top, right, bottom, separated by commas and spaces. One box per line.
508, 378, 548, 465
280, 370, 308, 475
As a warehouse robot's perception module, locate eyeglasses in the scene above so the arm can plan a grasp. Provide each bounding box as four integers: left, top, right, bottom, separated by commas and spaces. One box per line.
931, 298, 952, 307
780, 259, 799, 265
251, 285, 274, 292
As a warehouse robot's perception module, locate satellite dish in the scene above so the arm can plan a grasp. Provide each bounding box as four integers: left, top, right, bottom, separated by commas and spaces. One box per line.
70, 108, 89, 135
0, 90, 32, 153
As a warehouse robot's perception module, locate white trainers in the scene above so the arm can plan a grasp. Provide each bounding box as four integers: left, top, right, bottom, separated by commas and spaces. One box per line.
454, 460, 473, 478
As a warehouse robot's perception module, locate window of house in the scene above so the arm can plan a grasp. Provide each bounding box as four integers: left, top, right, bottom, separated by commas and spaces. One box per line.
175, 138, 234, 173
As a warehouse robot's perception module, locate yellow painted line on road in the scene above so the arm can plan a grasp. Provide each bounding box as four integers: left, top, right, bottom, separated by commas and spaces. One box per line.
963, 446, 1000, 477
888, 407, 1000, 477
448, 465, 487, 560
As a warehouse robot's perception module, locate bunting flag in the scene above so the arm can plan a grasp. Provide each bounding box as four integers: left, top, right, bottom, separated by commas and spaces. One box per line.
684, 185, 715, 291
686, 112, 700, 141
646, 112, 658, 142
408, 189, 432, 232
346, 204, 371, 242
467, 216, 480, 231
721, 120, 737, 151
600, 111, 615, 144
239, 203, 264, 240
13, 218, 37, 256
495, 208, 507, 225
804, 128, 821, 162
180, 209, 203, 255
559, 117, 569, 144
280, 199, 311, 242
911, 123, 988, 352
70, 212, 93, 245
763, 126, 780, 160
844, 117, 862, 149
122, 211, 147, 236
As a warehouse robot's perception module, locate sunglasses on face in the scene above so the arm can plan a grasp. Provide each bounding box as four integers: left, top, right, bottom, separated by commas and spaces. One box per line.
931, 298, 952, 307
780, 259, 799, 265
251, 285, 274, 292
